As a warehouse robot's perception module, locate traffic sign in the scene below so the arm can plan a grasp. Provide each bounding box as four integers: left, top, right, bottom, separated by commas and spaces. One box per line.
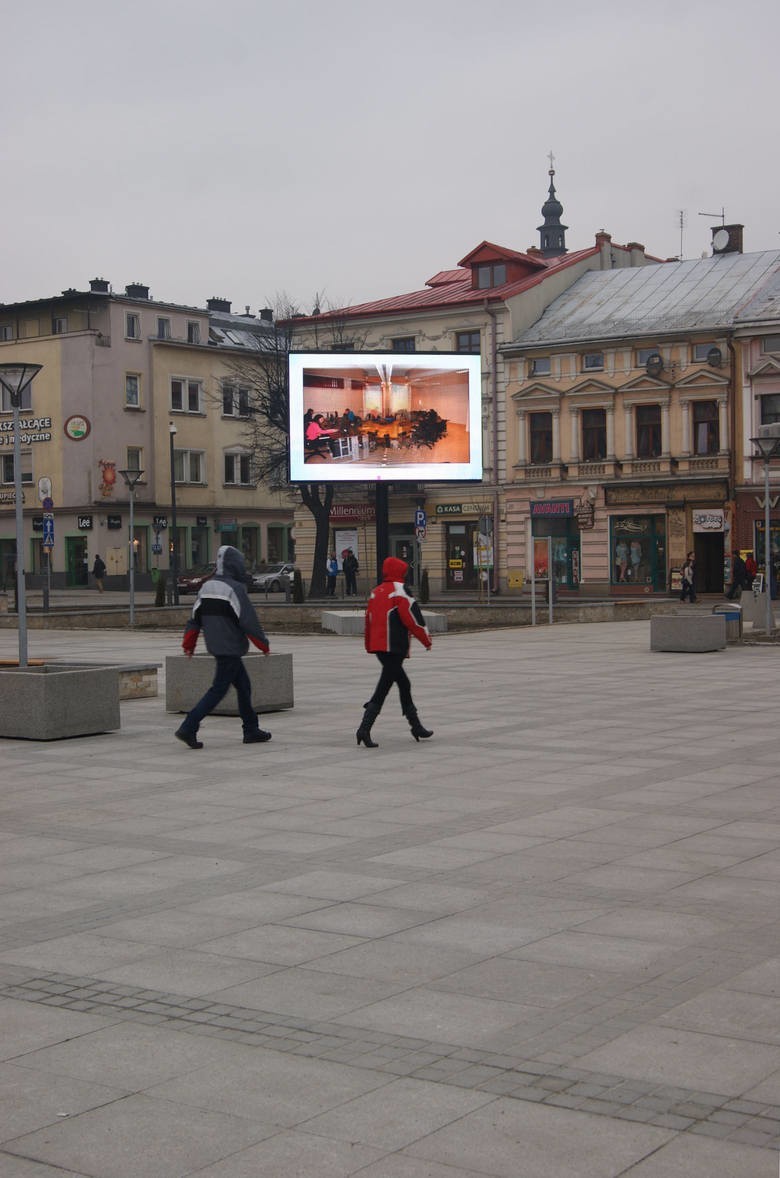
42, 496, 54, 511
42, 516, 54, 546
415, 526, 426, 541
414, 508, 427, 529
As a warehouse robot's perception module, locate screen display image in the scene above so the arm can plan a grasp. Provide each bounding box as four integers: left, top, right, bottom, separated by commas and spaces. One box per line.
288, 352, 483, 483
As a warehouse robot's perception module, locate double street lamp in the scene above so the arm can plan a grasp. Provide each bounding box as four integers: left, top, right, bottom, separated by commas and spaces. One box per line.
0, 362, 43, 666
169, 422, 179, 605
118, 468, 144, 627
750, 423, 780, 635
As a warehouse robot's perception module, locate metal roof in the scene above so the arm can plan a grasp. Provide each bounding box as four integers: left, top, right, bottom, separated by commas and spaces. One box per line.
510, 250, 780, 348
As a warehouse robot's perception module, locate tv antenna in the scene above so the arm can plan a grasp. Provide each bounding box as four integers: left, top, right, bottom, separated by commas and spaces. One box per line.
698, 208, 726, 226
677, 210, 686, 259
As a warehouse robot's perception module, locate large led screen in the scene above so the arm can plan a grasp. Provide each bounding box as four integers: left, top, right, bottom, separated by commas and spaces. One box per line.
289, 352, 483, 483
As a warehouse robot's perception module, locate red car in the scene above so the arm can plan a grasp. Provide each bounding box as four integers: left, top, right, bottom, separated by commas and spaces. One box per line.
176, 565, 215, 595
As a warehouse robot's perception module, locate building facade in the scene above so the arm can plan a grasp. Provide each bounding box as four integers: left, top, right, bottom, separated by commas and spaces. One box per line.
286, 170, 660, 594
0, 282, 294, 590
502, 235, 780, 596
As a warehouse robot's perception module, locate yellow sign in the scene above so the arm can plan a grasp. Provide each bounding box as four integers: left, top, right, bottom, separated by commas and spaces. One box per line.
448, 559, 463, 569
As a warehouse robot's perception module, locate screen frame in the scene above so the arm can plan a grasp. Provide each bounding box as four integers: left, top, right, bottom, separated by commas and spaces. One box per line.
288, 351, 483, 484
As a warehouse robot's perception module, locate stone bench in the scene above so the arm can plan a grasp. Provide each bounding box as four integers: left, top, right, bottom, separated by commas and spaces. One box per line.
321, 610, 447, 635
650, 613, 726, 653
165, 653, 293, 715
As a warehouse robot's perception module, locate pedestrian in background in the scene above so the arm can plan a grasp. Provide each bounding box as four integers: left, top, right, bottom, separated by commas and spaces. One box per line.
326, 552, 338, 597
680, 551, 696, 603
356, 556, 433, 748
343, 548, 359, 596
175, 545, 271, 750
92, 554, 106, 593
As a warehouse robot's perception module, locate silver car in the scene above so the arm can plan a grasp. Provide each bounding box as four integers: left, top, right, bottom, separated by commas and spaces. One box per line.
250, 562, 296, 592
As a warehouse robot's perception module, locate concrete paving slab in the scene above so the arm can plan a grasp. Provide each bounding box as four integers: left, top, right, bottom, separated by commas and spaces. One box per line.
3, 620, 780, 1174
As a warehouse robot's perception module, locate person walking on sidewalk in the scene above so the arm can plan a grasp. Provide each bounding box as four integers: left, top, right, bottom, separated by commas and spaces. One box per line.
92, 554, 106, 593
356, 556, 433, 748
175, 545, 272, 750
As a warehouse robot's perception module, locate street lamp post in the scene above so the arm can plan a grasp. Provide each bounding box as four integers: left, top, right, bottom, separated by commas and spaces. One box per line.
169, 423, 179, 606
0, 363, 43, 667
118, 469, 144, 627
750, 424, 780, 635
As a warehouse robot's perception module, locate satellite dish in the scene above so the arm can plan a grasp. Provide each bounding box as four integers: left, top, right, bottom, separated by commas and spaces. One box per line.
707, 346, 722, 368
712, 228, 730, 252
645, 353, 664, 377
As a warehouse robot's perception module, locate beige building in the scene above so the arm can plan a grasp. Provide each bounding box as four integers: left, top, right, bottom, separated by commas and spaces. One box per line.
286, 169, 660, 594
0, 282, 293, 591
502, 233, 780, 596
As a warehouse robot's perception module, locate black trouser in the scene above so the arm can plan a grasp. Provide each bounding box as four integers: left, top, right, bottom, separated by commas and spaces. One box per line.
368, 651, 413, 715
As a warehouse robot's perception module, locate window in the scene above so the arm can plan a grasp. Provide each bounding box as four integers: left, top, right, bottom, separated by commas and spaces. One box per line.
391, 337, 416, 352
156, 317, 171, 339
476, 263, 506, 289
761, 335, 780, 354
636, 404, 661, 458
582, 408, 607, 461
529, 411, 553, 464
531, 356, 551, 376
692, 400, 719, 454
222, 383, 250, 417
126, 447, 143, 474
456, 330, 481, 354
760, 394, 780, 425
1, 451, 33, 484
636, 347, 660, 366
0, 324, 12, 341
693, 342, 714, 361
125, 373, 141, 408
1, 383, 31, 412
173, 449, 205, 483
125, 312, 140, 339
224, 451, 253, 485
51, 316, 67, 335
582, 352, 604, 371
187, 321, 201, 344
171, 378, 202, 413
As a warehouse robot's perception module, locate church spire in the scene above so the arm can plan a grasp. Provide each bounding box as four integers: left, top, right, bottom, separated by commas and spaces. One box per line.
537, 151, 568, 257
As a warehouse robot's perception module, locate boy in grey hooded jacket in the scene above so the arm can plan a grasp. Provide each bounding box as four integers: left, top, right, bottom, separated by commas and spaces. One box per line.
175, 545, 271, 749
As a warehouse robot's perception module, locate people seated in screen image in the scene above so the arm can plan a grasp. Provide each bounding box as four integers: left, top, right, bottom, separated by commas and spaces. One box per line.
304, 413, 338, 461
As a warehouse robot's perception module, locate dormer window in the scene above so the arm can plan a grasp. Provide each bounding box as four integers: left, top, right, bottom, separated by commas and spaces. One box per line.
476, 263, 507, 290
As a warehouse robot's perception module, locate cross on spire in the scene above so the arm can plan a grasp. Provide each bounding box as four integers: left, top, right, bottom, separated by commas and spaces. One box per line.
547, 149, 555, 174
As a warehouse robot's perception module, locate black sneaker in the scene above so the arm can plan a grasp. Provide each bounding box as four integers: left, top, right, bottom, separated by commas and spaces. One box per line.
175, 727, 203, 750
243, 730, 272, 744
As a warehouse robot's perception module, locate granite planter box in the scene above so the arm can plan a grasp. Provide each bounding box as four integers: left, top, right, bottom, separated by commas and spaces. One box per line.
650, 614, 726, 653
165, 653, 294, 715
0, 664, 121, 740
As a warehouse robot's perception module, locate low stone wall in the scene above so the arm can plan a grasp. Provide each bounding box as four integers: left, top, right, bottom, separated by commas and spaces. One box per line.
165, 653, 293, 715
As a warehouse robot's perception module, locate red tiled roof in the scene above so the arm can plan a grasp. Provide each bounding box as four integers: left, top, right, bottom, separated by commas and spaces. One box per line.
285, 242, 602, 326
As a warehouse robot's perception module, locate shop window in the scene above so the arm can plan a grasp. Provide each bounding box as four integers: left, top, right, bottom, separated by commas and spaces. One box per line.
582, 408, 606, 461
611, 515, 667, 591
636, 404, 661, 458
529, 411, 553, 464
692, 400, 719, 454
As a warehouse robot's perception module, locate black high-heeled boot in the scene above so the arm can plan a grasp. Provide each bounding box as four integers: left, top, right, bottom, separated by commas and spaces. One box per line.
405, 707, 433, 741
356, 703, 380, 748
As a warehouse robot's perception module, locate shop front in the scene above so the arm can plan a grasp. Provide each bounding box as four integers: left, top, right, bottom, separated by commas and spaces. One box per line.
530, 500, 581, 592
609, 514, 667, 592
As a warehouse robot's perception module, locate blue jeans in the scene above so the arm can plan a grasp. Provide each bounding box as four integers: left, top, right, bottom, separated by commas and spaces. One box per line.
181, 656, 258, 736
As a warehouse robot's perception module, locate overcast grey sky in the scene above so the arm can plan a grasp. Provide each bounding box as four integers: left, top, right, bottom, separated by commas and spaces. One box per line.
3, 0, 777, 315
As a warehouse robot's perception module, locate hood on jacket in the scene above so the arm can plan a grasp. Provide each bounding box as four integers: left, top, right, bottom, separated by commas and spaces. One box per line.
215, 545, 246, 581
382, 556, 408, 583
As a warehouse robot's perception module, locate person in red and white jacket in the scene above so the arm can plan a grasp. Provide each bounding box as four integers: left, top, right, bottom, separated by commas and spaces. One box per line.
175, 545, 271, 750
357, 556, 433, 748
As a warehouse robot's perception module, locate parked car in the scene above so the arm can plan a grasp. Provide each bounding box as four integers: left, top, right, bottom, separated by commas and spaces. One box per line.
250, 562, 296, 592
176, 564, 215, 595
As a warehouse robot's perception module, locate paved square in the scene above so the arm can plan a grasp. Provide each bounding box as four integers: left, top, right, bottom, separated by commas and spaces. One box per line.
1, 620, 780, 1176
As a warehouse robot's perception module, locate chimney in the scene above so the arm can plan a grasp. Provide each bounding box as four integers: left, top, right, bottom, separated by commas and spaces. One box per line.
626, 242, 646, 266
207, 297, 231, 313
125, 282, 150, 299
712, 224, 744, 255
259, 307, 274, 322
90, 277, 110, 293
